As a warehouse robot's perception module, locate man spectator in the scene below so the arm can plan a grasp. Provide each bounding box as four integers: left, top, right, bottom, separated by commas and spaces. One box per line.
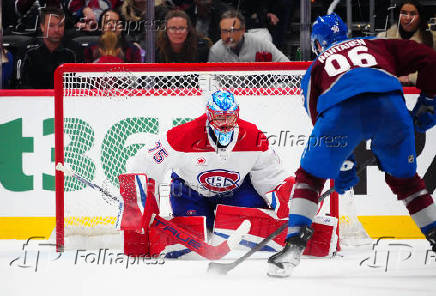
18, 7, 83, 89
208, 9, 289, 63
223, 0, 279, 42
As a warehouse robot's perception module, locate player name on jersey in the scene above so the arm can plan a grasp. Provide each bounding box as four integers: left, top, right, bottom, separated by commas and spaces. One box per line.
318, 39, 366, 63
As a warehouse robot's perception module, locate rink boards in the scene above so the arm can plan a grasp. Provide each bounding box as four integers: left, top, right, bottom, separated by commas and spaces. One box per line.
0, 89, 435, 239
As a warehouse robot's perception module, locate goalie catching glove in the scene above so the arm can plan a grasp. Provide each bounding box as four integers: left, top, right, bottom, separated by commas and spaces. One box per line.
412, 93, 436, 133
334, 155, 359, 195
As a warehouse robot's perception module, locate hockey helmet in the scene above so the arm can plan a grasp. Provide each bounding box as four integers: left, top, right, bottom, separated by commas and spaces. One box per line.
206, 90, 239, 146
311, 13, 348, 55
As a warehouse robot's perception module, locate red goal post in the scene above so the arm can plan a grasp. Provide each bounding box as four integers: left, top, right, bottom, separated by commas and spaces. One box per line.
54, 62, 345, 251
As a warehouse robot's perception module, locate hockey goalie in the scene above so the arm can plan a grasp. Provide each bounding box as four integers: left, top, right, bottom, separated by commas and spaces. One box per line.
117, 90, 338, 259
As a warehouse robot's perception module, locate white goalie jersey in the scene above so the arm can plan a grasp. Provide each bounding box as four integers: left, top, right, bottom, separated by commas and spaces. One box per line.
126, 114, 289, 198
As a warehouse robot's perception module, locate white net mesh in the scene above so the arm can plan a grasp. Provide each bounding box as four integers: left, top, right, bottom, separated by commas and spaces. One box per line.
339, 190, 371, 246
56, 63, 368, 250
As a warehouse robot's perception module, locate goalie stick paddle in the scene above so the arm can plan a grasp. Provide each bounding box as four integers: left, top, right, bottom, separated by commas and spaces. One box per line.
56, 163, 250, 260
207, 157, 377, 275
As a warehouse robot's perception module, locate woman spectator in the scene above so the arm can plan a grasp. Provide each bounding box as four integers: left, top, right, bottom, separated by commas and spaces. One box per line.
377, 0, 435, 85
84, 9, 143, 63
121, 0, 148, 45
94, 31, 125, 63
156, 9, 210, 63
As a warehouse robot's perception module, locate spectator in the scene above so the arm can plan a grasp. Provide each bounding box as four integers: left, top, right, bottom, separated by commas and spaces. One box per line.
69, 0, 123, 34
94, 31, 125, 62
208, 9, 289, 63
18, 7, 83, 89
156, 9, 210, 63
84, 9, 143, 63
377, 0, 435, 85
185, 0, 231, 43
2, 49, 14, 89
120, 0, 147, 45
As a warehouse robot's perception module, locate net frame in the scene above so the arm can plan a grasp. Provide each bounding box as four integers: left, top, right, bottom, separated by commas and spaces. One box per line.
54, 62, 359, 252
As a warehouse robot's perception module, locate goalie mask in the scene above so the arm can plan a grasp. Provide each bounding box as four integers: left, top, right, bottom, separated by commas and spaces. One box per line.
311, 13, 348, 55
206, 90, 239, 146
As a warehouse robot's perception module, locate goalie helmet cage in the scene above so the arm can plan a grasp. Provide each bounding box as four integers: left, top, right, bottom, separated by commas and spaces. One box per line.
54, 62, 365, 252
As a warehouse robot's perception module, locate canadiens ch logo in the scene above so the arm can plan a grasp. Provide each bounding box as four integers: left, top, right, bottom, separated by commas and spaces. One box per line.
197, 169, 240, 192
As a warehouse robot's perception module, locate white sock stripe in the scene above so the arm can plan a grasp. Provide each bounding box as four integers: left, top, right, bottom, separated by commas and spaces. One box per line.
289, 198, 318, 221
287, 226, 301, 234
402, 189, 428, 206
411, 203, 436, 228
294, 183, 319, 193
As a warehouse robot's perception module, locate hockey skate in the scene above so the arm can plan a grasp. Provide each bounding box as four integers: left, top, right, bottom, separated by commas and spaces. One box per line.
267, 226, 313, 278
425, 227, 436, 252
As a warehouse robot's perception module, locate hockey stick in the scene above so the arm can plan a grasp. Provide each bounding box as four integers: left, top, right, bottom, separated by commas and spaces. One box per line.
207, 156, 377, 274
56, 163, 122, 205
56, 163, 250, 260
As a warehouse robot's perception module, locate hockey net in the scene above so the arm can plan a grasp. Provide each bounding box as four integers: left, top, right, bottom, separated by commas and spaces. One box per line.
54, 62, 369, 251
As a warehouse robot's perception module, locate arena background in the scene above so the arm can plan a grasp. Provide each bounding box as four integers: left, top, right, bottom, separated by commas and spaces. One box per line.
0, 86, 435, 240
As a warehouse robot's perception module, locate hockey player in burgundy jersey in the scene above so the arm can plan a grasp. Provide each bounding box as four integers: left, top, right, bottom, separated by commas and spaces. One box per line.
268, 13, 436, 277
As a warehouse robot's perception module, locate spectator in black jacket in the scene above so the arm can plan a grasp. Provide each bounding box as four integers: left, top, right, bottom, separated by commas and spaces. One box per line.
18, 7, 84, 89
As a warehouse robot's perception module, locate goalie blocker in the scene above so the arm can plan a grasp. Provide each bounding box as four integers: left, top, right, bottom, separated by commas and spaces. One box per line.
118, 173, 337, 258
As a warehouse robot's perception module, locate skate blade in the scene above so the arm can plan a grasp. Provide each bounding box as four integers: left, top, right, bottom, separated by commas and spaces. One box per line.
267, 262, 293, 278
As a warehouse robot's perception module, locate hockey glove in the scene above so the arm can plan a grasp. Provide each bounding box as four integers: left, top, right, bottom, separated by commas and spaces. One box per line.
334, 156, 359, 195
412, 94, 436, 133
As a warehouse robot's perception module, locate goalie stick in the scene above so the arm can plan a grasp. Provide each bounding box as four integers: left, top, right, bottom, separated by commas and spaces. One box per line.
56, 163, 250, 260
207, 157, 377, 275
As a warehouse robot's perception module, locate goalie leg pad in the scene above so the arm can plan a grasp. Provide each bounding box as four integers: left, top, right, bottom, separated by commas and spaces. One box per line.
213, 205, 338, 257
118, 173, 159, 231
124, 230, 149, 257
213, 205, 287, 251
118, 173, 159, 256
303, 215, 338, 257
149, 216, 207, 258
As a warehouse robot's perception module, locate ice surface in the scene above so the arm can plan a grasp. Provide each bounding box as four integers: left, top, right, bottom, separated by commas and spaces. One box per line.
1, 239, 435, 296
